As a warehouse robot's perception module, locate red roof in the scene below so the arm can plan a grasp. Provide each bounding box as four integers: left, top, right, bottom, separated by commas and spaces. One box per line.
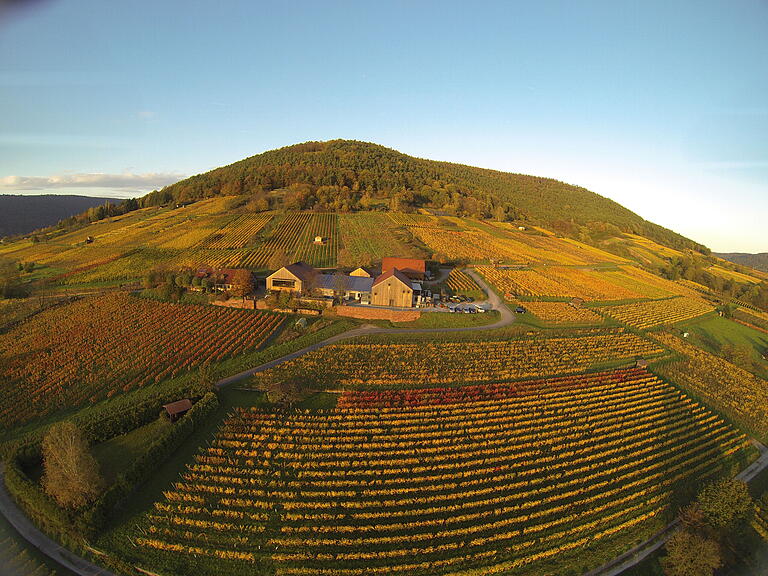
372, 268, 413, 288
382, 257, 425, 278
163, 398, 193, 416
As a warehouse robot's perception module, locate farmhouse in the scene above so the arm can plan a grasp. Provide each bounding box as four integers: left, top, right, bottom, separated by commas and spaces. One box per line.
371, 269, 414, 308
382, 257, 426, 281
267, 262, 318, 294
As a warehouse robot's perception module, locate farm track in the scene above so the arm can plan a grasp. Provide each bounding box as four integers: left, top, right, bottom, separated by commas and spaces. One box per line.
1, 269, 766, 576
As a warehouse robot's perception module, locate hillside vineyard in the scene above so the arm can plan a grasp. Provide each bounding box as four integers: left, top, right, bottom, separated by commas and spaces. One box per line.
135, 369, 749, 576
0, 140, 766, 576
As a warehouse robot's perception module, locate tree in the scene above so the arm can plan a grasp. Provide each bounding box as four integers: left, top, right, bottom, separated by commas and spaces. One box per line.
0, 258, 26, 298
231, 270, 255, 298
661, 530, 721, 576
256, 376, 306, 406
697, 479, 753, 534
332, 270, 349, 302
41, 421, 104, 509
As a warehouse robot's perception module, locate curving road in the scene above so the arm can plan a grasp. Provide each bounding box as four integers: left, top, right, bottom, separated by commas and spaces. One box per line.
4, 266, 767, 576
216, 268, 515, 388
0, 463, 117, 576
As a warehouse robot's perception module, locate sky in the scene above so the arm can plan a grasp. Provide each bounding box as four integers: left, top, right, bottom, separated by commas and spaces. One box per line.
0, 0, 766, 253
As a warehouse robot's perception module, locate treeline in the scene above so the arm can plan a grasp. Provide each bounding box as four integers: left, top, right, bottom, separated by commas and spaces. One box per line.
56, 197, 140, 228
154, 140, 706, 253
655, 253, 768, 310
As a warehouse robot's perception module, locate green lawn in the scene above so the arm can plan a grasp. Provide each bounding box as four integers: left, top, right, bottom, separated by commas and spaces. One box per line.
677, 314, 768, 378
92, 417, 173, 483
373, 309, 500, 329
97, 387, 267, 537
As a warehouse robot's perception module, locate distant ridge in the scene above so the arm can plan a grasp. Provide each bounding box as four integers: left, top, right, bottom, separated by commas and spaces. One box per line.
151, 140, 708, 254
0, 194, 115, 238
715, 252, 768, 273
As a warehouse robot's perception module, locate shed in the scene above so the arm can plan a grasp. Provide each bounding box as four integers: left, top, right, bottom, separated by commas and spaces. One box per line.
163, 398, 193, 422
569, 297, 585, 309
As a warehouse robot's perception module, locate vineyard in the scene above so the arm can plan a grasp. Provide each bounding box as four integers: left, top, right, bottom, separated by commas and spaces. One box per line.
198, 213, 274, 249
0, 294, 284, 428
239, 213, 338, 269
338, 214, 416, 265
600, 297, 714, 329
248, 329, 665, 390
476, 265, 685, 302
443, 268, 483, 297
653, 332, 768, 441
522, 301, 604, 325
134, 368, 750, 576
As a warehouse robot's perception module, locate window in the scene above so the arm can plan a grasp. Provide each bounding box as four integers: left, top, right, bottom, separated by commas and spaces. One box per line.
272, 279, 296, 288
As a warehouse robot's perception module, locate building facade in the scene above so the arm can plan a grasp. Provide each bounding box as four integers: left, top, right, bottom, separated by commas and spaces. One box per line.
371, 269, 414, 307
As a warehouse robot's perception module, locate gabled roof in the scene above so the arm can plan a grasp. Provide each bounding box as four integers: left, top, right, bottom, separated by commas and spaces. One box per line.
382, 257, 426, 276
163, 398, 193, 416
373, 268, 413, 288
279, 261, 317, 283
350, 267, 372, 278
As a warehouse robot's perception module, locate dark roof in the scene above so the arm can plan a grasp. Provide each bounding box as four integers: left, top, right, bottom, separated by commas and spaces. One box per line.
163, 398, 193, 416
317, 274, 374, 293
373, 268, 413, 288
283, 261, 317, 283
382, 257, 426, 276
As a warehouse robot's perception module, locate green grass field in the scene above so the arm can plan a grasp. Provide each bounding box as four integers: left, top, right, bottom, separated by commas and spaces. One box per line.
677, 314, 768, 378
92, 418, 173, 483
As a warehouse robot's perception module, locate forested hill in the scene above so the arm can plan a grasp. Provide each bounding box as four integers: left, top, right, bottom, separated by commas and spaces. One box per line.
0, 194, 114, 238
149, 139, 707, 253
715, 253, 768, 273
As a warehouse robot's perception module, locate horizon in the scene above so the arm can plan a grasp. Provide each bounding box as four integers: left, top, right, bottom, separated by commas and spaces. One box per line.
1, 1, 766, 252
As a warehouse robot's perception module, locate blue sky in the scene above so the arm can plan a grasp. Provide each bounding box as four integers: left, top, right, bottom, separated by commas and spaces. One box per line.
0, 0, 766, 252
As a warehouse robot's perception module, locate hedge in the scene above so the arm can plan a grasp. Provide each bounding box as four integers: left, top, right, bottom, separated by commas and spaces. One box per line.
79, 392, 219, 534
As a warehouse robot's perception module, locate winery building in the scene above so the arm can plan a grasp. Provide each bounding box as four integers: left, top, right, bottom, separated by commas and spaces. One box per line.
371, 269, 414, 308
266, 262, 318, 294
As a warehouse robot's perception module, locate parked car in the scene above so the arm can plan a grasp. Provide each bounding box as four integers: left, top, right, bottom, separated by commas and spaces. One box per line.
515, 306, 526, 314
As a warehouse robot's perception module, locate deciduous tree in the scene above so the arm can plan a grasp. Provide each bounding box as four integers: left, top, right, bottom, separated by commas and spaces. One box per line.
41, 421, 104, 509
661, 530, 720, 576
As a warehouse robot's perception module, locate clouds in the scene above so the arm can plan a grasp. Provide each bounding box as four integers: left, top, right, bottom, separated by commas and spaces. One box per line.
0, 172, 184, 191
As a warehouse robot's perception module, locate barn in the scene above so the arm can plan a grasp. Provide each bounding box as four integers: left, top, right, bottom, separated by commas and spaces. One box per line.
371, 269, 414, 308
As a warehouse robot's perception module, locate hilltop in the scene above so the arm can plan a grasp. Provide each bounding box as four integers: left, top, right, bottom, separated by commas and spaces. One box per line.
716, 252, 768, 273
150, 140, 706, 254
0, 194, 115, 238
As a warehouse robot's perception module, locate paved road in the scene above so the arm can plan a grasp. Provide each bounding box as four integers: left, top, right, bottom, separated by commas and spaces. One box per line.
216, 268, 515, 388
0, 464, 118, 576
583, 439, 768, 576
7, 267, 767, 576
